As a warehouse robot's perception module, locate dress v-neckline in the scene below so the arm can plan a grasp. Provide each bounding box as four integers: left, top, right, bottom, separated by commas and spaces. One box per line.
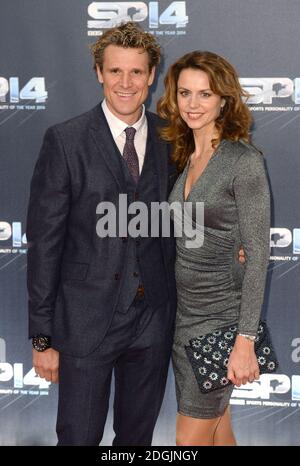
183, 140, 225, 202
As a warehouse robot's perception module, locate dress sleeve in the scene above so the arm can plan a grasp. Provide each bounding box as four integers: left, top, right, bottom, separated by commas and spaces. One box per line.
232, 148, 270, 336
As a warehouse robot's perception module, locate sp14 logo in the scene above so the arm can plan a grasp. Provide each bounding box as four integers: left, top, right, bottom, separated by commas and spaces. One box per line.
87, 1, 188, 29
240, 78, 300, 105
0, 77, 47, 103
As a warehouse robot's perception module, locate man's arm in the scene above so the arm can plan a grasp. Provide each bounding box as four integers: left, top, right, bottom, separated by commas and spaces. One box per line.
27, 126, 71, 381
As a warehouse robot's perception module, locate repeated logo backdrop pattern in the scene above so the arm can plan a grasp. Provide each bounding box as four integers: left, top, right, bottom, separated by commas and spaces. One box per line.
0, 0, 300, 446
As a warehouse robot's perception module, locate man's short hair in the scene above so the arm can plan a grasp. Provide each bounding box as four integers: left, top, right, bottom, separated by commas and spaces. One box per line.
91, 21, 161, 71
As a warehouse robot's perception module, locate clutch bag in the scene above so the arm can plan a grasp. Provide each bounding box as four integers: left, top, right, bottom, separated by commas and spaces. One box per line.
185, 320, 278, 394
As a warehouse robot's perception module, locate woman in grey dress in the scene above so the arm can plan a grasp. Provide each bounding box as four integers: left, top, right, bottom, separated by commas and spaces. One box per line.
157, 51, 270, 445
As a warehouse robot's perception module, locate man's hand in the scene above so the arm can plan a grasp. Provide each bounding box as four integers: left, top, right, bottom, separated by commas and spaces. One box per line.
33, 348, 59, 383
239, 247, 245, 264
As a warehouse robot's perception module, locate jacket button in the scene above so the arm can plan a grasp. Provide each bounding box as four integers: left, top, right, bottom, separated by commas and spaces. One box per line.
114, 273, 120, 280
133, 272, 139, 277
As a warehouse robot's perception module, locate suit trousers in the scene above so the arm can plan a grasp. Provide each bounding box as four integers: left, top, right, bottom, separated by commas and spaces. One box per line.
56, 294, 174, 445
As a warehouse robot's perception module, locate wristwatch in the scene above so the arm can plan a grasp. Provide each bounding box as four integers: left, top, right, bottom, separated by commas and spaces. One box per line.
238, 333, 256, 342
32, 335, 52, 352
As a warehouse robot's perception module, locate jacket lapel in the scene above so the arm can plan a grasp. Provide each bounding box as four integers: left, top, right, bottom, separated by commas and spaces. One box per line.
89, 105, 170, 198
89, 103, 126, 191
146, 112, 169, 202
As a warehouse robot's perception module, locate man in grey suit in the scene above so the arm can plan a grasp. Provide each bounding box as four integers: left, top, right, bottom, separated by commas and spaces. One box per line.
27, 22, 177, 445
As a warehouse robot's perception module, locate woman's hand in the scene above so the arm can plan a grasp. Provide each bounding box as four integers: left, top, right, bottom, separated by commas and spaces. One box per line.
227, 335, 260, 386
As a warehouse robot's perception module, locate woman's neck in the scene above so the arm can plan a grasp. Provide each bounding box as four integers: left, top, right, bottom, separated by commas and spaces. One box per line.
193, 129, 219, 158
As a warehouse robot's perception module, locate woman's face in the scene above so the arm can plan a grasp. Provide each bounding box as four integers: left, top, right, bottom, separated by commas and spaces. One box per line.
177, 68, 225, 135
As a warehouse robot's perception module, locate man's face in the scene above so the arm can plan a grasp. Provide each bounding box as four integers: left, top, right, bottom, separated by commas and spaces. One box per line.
97, 45, 155, 125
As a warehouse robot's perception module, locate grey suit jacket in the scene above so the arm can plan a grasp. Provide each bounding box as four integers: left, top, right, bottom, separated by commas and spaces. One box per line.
26, 103, 177, 356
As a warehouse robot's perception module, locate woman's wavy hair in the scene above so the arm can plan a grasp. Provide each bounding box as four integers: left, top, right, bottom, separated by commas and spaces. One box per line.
157, 51, 252, 172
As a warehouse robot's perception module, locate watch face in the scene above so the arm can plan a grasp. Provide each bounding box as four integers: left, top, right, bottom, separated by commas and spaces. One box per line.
32, 335, 51, 352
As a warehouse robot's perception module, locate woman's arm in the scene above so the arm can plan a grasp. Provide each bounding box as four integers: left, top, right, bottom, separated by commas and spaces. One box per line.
227, 147, 270, 386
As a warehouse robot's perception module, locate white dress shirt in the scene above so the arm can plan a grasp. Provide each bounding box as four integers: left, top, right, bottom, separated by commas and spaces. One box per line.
101, 99, 148, 174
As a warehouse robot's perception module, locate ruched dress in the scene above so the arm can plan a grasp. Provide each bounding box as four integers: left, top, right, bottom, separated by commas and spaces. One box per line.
169, 139, 270, 418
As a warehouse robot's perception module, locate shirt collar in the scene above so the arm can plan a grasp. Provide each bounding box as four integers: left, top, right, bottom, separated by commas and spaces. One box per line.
102, 99, 146, 139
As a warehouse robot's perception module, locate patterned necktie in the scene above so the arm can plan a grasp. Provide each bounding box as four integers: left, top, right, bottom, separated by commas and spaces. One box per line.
123, 127, 139, 183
